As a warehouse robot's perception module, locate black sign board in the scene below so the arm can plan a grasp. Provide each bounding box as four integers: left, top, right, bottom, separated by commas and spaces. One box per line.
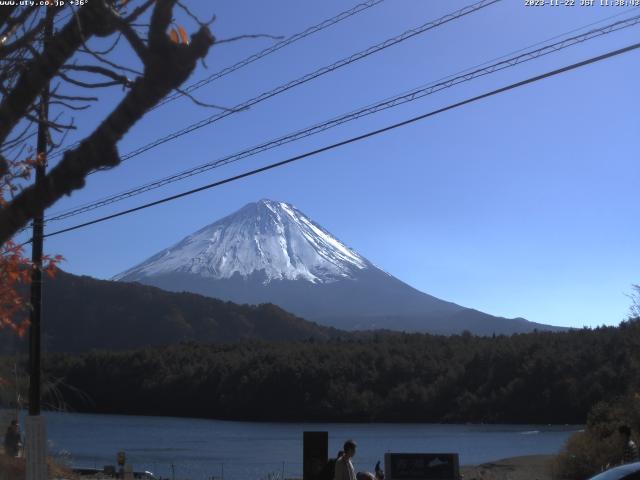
303, 431, 328, 480
384, 453, 459, 480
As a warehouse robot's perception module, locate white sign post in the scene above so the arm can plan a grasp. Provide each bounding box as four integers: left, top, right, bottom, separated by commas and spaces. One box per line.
25, 415, 47, 480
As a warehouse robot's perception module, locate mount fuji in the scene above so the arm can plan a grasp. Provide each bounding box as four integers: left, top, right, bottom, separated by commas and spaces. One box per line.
115, 199, 562, 335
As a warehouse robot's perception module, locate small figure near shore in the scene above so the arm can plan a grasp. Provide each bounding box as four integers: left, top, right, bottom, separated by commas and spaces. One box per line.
334, 440, 357, 480
3, 420, 21, 458
619, 425, 639, 464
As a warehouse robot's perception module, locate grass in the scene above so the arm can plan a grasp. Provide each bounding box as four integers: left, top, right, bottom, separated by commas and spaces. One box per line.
0, 449, 77, 480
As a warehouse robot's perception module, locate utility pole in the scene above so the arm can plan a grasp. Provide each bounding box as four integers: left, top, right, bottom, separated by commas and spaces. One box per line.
26, 8, 53, 480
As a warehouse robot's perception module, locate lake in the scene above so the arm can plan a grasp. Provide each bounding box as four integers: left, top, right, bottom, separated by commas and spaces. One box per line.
30, 412, 580, 480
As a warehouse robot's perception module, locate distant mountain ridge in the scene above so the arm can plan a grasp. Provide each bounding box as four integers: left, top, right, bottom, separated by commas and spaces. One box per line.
115, 199, 564, 335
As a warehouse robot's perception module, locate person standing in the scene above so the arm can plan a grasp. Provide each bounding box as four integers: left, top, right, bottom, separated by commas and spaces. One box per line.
3, 420, 21, 458
334, 440, 357, 480
619, 425, 640, 464
321, 450, 344, 480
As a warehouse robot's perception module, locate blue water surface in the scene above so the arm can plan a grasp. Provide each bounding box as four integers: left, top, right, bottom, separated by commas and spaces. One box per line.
21, 411, 583, 480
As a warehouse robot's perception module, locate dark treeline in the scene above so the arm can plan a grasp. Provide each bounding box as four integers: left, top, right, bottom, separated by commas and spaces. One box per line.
38, 318, 640, 424
0, 270, 337, 353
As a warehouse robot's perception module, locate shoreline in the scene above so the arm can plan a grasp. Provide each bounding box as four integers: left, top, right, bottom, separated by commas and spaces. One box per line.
461, 455, 554, 480
0, 452, 558, 480
6, 407, 586, 426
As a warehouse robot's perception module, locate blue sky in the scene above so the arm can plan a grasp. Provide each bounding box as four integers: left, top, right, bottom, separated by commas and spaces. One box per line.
24, 0, 640, 328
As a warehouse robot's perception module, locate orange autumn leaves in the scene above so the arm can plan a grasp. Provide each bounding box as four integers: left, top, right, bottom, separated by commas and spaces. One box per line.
0, 242, 31, 337
0, 155, 62, 338
0, 242, 59, 338
168, 25, 189, 45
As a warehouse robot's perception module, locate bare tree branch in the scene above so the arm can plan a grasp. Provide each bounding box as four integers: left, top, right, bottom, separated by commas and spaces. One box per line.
48, 125, 73, 151
1, 7, 33, 43
49, 100, 91, 111
8, 143, 28, 165
78, 31, 122, 56
0, 15, 47, 59
0, 0, 215, 244
0, 155, 7, 177
173, 86, 239, 111
50, 92, 98, 102
24, 113, 76, 133
176, 1, 216, 28
0, 1, 120, 145
0, 7, 18, 32
117, 20, 149, 63
58, 71, 125, 89
1, 122, 37, 154
123, 0, 157, 24
77, 30, 142, 76
61, 64, 133, 87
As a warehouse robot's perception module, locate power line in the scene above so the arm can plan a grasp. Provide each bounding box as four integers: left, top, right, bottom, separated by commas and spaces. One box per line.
43, 0, 501, 220
44, 12, 640, 223
46, 0, 386, 157
49, 0, 501, 165
155, 0, 386, 109
38, 40, 640, 241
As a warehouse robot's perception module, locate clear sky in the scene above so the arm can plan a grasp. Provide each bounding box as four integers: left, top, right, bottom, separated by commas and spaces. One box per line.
23, 0, 640, 329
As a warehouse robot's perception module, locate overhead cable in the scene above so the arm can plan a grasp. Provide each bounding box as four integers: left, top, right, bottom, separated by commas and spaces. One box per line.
45, 12, 640, 223
49, 0, 501, 164
38, 40, 640, 240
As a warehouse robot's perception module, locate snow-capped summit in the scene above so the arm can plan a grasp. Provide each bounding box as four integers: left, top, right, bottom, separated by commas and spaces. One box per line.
115, 199, 563, 335
114, 199, 369, 284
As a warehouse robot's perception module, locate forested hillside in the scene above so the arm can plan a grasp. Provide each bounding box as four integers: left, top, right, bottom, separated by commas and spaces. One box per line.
0, 270, 337, 353
39, 318, 640, 424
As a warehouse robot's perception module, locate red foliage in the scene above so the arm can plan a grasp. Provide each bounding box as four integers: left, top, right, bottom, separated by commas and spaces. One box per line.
0, 154, 62, 337
0, 241, 31, 337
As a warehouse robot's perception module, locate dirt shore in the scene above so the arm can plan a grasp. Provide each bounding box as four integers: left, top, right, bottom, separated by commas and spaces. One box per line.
461, 454, 554, 480
1, 453, 558, 480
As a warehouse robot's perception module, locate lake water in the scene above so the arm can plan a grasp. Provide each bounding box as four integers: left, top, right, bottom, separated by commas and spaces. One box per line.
27, 412, 580, 480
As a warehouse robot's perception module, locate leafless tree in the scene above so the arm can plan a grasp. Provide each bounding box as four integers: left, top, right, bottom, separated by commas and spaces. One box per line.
630, 284, 640, 319
0, 0, 218, 245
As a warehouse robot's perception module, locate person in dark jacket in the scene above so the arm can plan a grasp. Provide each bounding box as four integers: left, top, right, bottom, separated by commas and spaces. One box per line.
3, 420, 21, 457
321, 451, 344, 480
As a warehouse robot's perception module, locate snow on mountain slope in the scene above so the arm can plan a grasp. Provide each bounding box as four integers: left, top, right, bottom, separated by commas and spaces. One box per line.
114, 199, 565, 335
114, 199, 369, 284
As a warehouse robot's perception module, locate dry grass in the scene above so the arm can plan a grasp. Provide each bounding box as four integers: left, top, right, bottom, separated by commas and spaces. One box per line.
0, 450, 77, 480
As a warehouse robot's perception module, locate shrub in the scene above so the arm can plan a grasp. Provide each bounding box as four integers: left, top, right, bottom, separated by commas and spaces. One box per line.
552, 393, 640, 479
551, 430, 623, 479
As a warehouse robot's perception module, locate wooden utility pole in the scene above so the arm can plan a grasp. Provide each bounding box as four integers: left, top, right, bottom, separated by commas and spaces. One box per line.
26, 8, 53, 480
